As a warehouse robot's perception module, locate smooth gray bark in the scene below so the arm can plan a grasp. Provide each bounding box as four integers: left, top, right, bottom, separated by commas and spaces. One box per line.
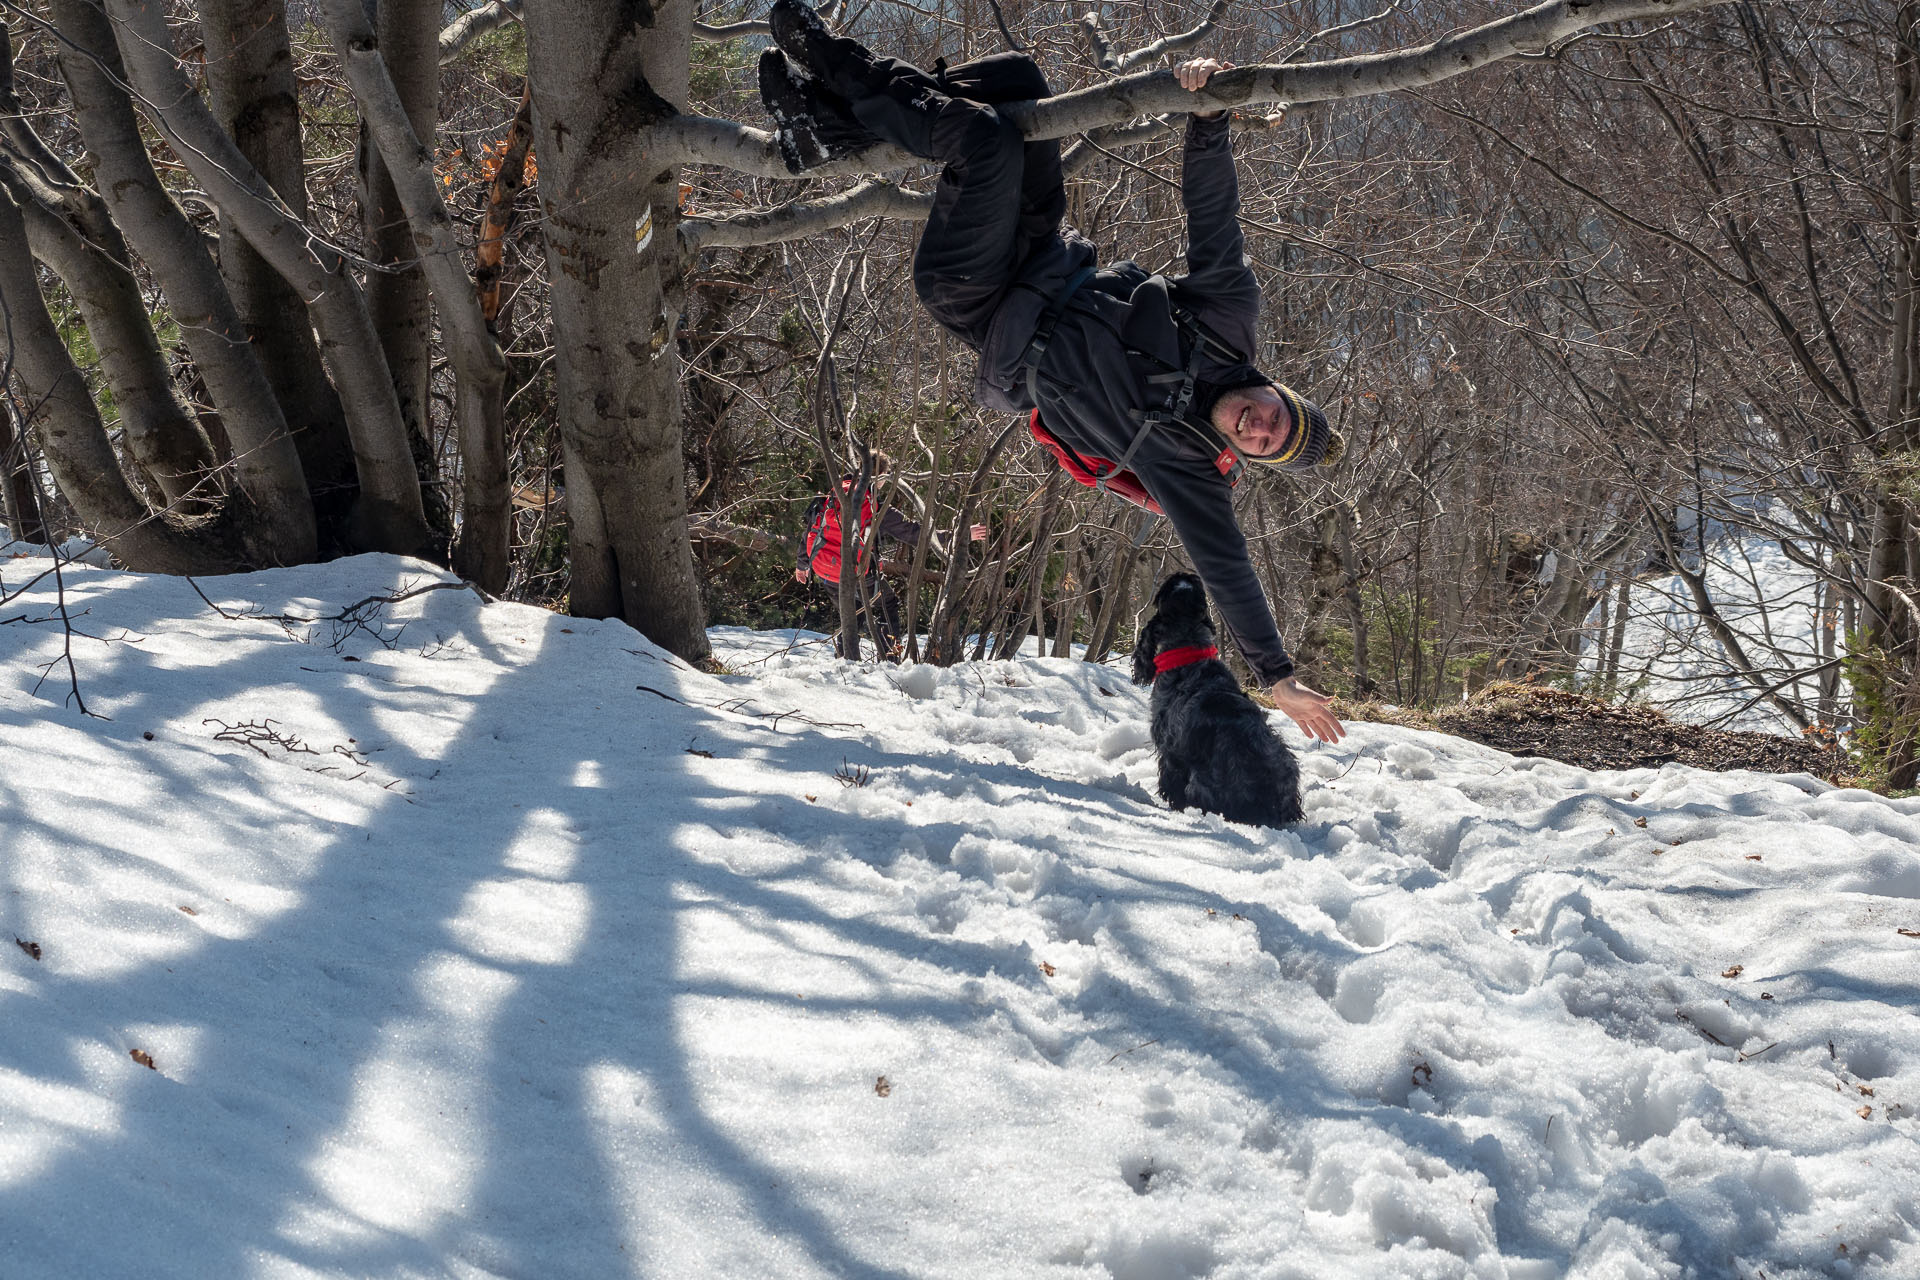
3, 164, 216, 510
321, 0, 511, 591
361, 0, 443, 528
46, 0, 315, 564
521, 0, 710, 660
107, 0, 431, 556
0, 184, 227, 572
197, 0, 358, 517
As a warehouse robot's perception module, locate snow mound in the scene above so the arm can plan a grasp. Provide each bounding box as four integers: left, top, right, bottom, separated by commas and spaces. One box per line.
0, 554, 1915, 1278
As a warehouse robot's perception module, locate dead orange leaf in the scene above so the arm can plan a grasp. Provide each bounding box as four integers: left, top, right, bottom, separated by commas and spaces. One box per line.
130, 1049, 156, 1070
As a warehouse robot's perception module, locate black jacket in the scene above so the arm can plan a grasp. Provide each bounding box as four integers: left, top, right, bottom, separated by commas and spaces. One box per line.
966, 116, 1295, 683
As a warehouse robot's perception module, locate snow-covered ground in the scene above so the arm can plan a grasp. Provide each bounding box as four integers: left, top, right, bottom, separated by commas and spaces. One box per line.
3, 551, 1918, 1279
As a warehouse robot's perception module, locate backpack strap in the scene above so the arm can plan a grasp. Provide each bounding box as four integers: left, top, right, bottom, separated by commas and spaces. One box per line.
1021, 265, 1097, 410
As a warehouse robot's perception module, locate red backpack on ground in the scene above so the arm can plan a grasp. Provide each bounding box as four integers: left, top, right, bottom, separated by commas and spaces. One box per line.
1026, 410, 1240, 515
800, 479, 874, 583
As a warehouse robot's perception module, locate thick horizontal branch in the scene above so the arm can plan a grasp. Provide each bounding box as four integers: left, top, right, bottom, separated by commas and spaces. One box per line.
439, 0, 520, 65
661, 114, 919, 178
682, 178, 931, 252
694, 17, 769, 40
669, 0, 1729, 180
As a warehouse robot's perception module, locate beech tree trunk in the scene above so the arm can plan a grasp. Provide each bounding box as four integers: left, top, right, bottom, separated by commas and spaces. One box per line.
3, 164, 216, 510
0, 402, 46, 544
35, 1, 315, 566
108, 0, 431, 558
0, 184, 227, 572
521, 0, 710, 660
198, 0, 359, 530
361, 0, 445, 534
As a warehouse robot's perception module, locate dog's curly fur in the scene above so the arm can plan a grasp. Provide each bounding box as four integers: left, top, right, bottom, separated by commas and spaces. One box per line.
1131, 573, 1303, 827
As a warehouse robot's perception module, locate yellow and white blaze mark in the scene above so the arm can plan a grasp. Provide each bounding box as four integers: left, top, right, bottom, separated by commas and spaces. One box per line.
634, 209, 654, 254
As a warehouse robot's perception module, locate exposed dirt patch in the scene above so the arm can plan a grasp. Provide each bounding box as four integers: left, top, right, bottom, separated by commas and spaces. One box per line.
1338, 683, 1849, 782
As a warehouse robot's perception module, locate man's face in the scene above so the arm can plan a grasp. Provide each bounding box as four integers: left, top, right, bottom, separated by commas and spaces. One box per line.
1210, 384, 1291, 458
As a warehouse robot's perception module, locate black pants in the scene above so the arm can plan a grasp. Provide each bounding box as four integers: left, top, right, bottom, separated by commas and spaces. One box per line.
848, 53, 1065, 349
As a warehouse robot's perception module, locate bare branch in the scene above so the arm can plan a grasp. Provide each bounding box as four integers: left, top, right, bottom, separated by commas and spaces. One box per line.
1111, 0, 1231, 73
1018, 0, 1730, 135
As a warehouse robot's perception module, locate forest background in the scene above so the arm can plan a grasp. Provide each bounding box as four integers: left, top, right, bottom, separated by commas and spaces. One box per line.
1, 0, 1915, 787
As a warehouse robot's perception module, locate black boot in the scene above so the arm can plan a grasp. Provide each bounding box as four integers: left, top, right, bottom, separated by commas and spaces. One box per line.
758, 49, 881, 173
768, 0, 848, 83
770, 0, 948, 158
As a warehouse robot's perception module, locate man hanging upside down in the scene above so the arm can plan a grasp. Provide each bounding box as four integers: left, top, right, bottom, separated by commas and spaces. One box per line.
758, 1, 1347, 745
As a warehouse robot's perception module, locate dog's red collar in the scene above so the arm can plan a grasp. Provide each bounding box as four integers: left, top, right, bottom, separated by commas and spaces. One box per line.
1153, 644, 1218, 674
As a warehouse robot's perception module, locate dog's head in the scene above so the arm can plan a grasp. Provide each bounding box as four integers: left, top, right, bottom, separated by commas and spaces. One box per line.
1131, 573, 1217, 685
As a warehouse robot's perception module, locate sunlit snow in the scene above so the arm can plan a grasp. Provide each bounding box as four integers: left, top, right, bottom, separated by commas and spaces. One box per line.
2, 550, 1916, 1279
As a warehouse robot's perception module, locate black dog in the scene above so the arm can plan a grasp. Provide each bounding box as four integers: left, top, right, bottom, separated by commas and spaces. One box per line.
1131, 574, 1304, 827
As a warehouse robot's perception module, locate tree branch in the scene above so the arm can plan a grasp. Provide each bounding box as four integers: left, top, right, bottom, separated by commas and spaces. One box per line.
672, 0, 1731, 183
439, 0, 521, 65
1107, 0, 1231, 73
682, 179, 931, 253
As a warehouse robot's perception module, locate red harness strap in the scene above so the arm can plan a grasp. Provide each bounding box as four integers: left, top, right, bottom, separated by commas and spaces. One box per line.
1153, 644, 1218, 674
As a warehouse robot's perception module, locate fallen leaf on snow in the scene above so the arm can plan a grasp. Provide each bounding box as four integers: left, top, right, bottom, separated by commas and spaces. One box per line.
14, 937, 40, 961
178, 905, 197, 916
130, 1049, 156, 1070
1722, 965, 1743, 978
1899, 928, 1920, 938
1039, 961, 1056, 977
1746, 854, 1764, 862
1857, 1105, 1873, 1119
874, 1075, 891, 1097
1633, 817, 1649, 829
1859, 1085, 1875, 1097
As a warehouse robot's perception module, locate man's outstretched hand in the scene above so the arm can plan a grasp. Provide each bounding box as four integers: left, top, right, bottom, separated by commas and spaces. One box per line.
1176, 58, 1234, 118
1270, 676, 1345, 744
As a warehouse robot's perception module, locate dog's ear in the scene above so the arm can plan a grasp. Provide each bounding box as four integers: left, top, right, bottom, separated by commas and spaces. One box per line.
1130, 617, 1160, 686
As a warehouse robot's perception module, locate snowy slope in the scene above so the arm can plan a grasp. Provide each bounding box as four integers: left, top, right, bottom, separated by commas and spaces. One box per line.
2, 552, 1917, 1280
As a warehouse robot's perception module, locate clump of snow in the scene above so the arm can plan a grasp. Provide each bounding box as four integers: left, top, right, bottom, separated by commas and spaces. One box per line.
2, 550, 1917, 1278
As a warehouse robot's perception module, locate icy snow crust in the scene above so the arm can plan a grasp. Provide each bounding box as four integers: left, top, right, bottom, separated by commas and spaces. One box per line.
2, 553, 1917, 1280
